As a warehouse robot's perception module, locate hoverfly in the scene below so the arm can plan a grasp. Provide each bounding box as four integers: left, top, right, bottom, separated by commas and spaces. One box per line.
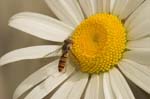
44, 39, 73, 72
58, 39, 73, 72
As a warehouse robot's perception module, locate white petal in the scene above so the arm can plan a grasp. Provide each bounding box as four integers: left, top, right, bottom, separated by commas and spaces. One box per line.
125, 0, 150, 40
110, 0, 116, 12
9, 12, 73, 42
0, 45, 61, 66
103, 0, 110, 13
126, 12, 150, 32
84, 74, 104, 99
119, 0, 144, 19
45, 0, 84, 27
24, 62, 75, 99
103, 73, 116, 99
109, 68, 135, 99
127, 21, 150, 40
127, 37, 150, 49
51, 71, 88, 99
13, 60, 59, 99
67, 73, 89, 99
99, 75, 105, 98
79, 0, 98, 17
97, 0, 103, 13
125, 0, 150, 30
112, 0, 127, 16
124, 50, 150, 66
119, 59, 150, 94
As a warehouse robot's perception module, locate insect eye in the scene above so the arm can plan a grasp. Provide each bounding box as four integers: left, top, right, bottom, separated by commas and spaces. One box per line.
64, 39, 68, 43
64, 39, 73, 44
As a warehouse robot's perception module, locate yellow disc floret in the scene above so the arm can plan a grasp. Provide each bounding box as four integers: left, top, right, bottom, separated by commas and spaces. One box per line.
71, 13, 126, 74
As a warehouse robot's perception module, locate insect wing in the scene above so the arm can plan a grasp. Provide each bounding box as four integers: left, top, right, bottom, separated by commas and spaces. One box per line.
43, 47, 62, 58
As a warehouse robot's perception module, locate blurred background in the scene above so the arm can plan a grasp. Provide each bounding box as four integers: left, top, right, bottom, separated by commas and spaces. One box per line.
0, 0, 149, 99
0, 0, 56, 98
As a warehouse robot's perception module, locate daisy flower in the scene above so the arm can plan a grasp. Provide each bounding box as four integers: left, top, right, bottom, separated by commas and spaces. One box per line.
0, 0, 150, 99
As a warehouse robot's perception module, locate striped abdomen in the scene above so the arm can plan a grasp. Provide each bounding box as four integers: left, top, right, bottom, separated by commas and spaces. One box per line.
58, 52, 69, 72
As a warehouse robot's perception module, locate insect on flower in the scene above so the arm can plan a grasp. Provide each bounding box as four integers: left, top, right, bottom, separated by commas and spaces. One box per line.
58, 39, 73, 72
44, 38, 73, 72
1, 0, 150, 98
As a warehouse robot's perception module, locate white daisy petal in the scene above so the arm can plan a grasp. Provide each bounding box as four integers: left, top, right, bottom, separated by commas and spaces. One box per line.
112, 0, 127, 16
127, 16, 150, 33
97, 0, 103, 13
99, 75, 105, 98
0, 45, 61, 66
125, 0, 150, 40
9, 12, 73, 42
67, 73, 89, 99
13, 60, 59, 99
51, 71, 88, 99
103, 0, 110, 13
119, 0, 144, 19
45, 0, 84, 27
125, 0, 150, 30
110, 0, 116, 12
127, 37, 150, 49
109, 68, 135, 99
124, 50, 150, 66
127, 21, 150, 40
24, 62, 75, 99
103, 73, 116, 99
79, 0, 98, 17
84, 74, 104, 99
119, 59, 150, 94
126, 12, 150, 32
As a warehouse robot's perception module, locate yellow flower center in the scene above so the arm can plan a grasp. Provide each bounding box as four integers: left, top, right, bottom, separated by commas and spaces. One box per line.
71, 13, 126, 74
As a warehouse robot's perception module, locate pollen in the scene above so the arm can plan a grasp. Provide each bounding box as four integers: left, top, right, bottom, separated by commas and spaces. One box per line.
70, 13, 126, 74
